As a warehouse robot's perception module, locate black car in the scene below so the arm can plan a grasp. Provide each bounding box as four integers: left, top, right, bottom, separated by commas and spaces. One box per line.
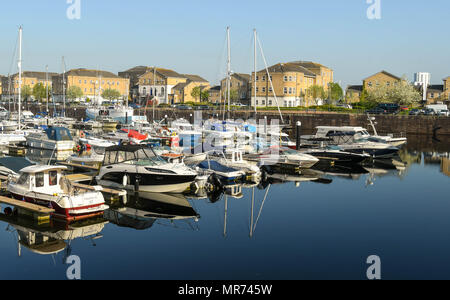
365, 107, 386, 115
377, 103, 400, 114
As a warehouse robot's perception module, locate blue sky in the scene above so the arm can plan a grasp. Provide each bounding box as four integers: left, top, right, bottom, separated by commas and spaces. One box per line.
0, 0, 449, 88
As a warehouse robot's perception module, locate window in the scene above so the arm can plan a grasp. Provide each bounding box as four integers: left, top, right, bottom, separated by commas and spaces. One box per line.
256, 87, 259, 92
289, 76, 292, 82
79, 80, 82, 84
256, 76, 259, 81
262, 87, 266, 93
36, 172, 44, 188
284, 87, 288, 94
256, 100, 259, 105
262, 76, 266, 81
49, 171, 58, 186
269, 87, 273, 92
368, 82, 373, 87
289, 87, 292, 94
268, 100, 272, 105
262, 100, 265, 105
284, 76, 288, 82
18, 173, 30, 185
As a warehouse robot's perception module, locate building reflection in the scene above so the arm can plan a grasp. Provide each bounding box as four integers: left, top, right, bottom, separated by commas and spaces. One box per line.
441, 156, 450, 177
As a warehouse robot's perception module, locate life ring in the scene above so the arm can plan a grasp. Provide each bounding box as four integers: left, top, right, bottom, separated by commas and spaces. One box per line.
80, 131, 86, 139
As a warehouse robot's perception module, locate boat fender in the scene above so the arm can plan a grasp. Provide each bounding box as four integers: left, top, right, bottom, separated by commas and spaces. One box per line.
134, 175, 141, 192
123, 174, 128, 187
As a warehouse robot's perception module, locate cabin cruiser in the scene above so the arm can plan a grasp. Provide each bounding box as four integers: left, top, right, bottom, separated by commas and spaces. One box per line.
197, 160, 246, 182
303, 126, 407, 147
7, 165, 108, 220
246, 147, 319, 169
96, 145, 197, 193
337, 140, 400, 159
26, 127, 75, 152
212, 150, 261, 179
0, 120, 19, 132
86, 106, 134, 125
0, 107, 9, 119
302, 146, 371, 164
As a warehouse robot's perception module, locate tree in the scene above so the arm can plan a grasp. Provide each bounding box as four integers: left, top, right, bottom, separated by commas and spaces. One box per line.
201, 90, 210, 101
307, 85, 326, 105
66, 86, 84, 103
191, 87, 201, 102
329, 82, 344, 101
32, 83, 47, 102
366, 79, 421, 105
102, 88, 121, 101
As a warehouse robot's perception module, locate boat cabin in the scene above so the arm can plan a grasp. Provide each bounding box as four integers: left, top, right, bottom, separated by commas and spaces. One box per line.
103, 145, 165, 166
16, 165, 69, 194
45, 127, 73, 142
313, 126, 371, 143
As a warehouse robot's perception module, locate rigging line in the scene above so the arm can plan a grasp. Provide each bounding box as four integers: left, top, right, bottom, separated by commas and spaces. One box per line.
253, 184, 271, 234
256, 35, 284, 124
8, 31, 19, 75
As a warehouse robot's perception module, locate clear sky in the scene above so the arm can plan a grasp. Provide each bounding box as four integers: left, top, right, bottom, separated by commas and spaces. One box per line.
0, 0, 449, 88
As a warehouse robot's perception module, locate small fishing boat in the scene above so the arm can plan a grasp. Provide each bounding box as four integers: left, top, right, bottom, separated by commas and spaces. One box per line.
7, 165, 109, 220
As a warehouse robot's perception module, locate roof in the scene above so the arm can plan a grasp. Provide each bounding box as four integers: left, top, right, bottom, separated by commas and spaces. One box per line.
182, 74, 209, 83
120, 66, 151, 73
10, 71, 58, 80
20, 165, 68, 174
427, 85, 444, 92
172, 82, 189, 91
65, 68, 120, 78
139, 68, 185, 79
363, 70, 402, 81
232, 73, 251, 82
257, 63, 317, 77
105, 144, 151, 153
289, 61, 330, 70
209, 85, 221, 91
347, 85, 363, 92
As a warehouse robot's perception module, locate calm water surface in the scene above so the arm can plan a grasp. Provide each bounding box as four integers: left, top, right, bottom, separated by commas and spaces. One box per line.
0, 135, 449, 280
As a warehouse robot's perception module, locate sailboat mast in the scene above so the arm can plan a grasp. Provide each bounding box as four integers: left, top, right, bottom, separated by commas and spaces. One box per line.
254, 29, 257, 118
62, 56, 66, 118
46, 65, 49, 114
226, 26, 231, 118
18, 26, 22, 130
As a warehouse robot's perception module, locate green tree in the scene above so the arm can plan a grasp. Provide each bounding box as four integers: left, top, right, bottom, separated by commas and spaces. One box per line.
66, 86, 84, 103
329, 83, 344, 101
366, 78, 421, 105
201, 90, 210, 101
32, 83, 47, 102
21, 85, 32, 102
191, 87, 201, 102
307, 85, 326, 105
102, 88, 121, 101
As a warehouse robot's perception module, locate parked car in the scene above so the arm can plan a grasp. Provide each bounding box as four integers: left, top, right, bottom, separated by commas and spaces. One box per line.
438, 109, 449, 117
177, 105, 193, 110
196, 105, 210, 111
424, 109, 436, 116
365, 107, 386, 115
377, 103, 400, 114
409, 109, 421, 116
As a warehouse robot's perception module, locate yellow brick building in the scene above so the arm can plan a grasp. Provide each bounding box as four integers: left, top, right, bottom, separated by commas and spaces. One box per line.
52, 69, 130, 102
138, 68, 188, 105
363, 71, 402, 91
172, 75, 210, 104
250, 61, 333, 107
220, 73, 251, 104
444, 77, 450, 102
1, 71, 57, 101
208, 86, 221, 104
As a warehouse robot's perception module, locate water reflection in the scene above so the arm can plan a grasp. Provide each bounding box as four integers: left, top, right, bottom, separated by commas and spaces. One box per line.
104, 192, 200, 231
0, 214, 106, 261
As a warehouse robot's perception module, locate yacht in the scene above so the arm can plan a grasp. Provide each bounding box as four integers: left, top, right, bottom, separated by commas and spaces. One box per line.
246, 147, 319, 169
337, 140, 399, 159
303, 125, 407, 147
7, 165, 109, 220
26, 127, 75, 151
86, 106, 134, 125
96, 145, 198, 193
302, 146, 371, 164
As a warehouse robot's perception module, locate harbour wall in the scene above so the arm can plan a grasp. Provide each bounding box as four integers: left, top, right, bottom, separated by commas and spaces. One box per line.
28, 107, 450, 136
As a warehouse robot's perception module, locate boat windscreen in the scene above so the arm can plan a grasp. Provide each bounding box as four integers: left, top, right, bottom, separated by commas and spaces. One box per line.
103, 147, 160, 165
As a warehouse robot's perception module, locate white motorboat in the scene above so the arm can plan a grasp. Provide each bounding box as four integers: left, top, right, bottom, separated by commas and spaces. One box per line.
246, 147, 319, 169
96, 145, 198, 193
7, 165, 108, 220
0, 120, 19, 132
26, 127, 76, 151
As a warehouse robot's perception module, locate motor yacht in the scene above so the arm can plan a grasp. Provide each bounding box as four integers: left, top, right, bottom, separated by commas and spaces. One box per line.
96, 145, 197, 193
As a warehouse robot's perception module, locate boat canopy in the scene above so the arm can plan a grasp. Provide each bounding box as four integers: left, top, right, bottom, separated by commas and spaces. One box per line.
103, 145, 159, 165
45, 127, 73, 141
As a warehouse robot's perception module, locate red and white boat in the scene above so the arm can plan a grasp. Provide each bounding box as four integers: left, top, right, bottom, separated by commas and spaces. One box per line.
7, 165, 109, 221
121, 129, 149, 144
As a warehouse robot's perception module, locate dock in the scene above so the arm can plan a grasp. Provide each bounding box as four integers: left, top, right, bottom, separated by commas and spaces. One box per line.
0, 196, 54, 223
65, 173, 94, 183
59, 162, 100, 172
71, 182, 127, 202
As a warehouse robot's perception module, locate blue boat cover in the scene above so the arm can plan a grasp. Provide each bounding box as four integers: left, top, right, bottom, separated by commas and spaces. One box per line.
198, 160, 238, 173
45, 127, 73, 141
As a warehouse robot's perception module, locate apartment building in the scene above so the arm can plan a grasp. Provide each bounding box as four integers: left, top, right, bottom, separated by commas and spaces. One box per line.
119, 66, 152, 100
250, 61, 334, 108
52, 68, 130, 102
172, 75, 210, 104
220, 73, 251, 104
138, 68, 187, 104
1, 71, 57, 101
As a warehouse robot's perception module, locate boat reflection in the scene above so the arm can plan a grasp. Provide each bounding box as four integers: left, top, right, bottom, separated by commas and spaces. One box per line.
104, 192, 200, 231
0, 214, 107, 260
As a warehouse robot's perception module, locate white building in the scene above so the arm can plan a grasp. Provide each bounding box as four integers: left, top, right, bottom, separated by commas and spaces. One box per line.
414, 72, 431, 101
